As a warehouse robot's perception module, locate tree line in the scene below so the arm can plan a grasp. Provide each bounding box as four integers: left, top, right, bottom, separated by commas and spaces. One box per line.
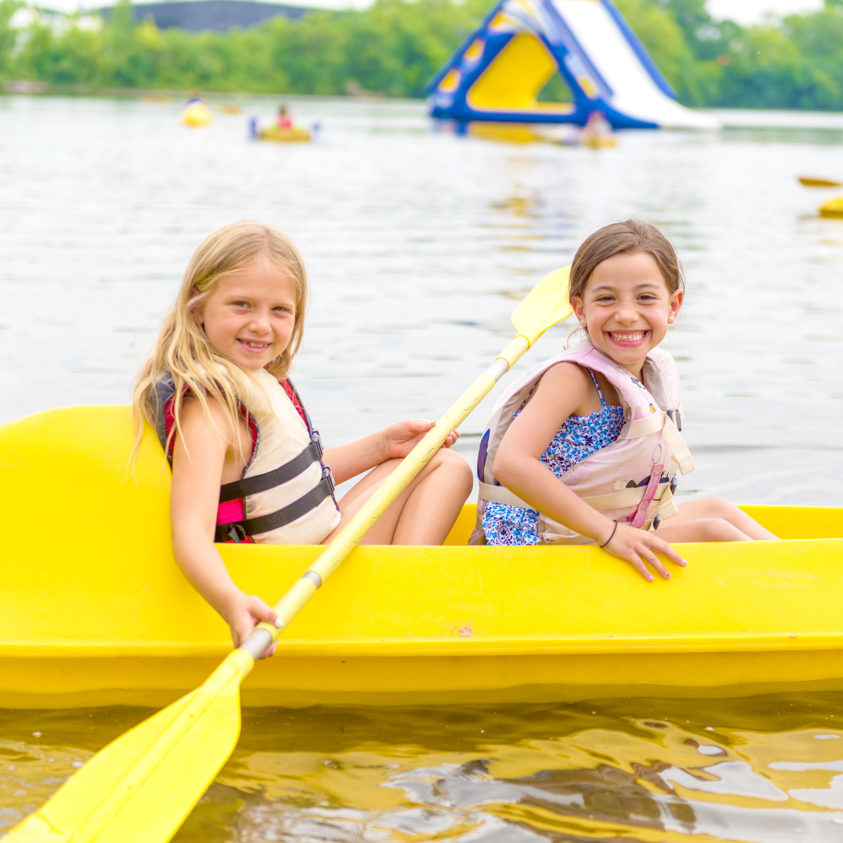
1, 0, 842, 110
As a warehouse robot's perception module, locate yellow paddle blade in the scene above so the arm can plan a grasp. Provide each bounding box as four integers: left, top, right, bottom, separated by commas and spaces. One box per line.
510, 265, 571, 345
6, 650, 254, 843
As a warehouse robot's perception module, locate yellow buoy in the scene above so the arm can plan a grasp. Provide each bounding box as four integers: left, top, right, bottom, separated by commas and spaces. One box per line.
181, 101, 212, 127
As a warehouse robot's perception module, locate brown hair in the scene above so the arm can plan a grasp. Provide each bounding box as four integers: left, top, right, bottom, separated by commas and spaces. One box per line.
568, 220, 683, 302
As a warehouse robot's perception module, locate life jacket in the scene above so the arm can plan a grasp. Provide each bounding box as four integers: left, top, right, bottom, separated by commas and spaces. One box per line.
472, 344, 695, 544
153, 366, 340, 545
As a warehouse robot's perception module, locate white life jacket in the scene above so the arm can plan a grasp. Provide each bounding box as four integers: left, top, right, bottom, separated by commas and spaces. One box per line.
154, 366, 340, 545
473, 344, 695, 544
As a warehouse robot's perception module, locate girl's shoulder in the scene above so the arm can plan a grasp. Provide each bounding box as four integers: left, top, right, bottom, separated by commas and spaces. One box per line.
538, 360, 594, 393
179, 387, 237, 437
522, 360, 597, 420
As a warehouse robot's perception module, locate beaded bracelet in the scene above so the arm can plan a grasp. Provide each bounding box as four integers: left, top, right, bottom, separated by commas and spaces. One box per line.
599, 520, 618, 548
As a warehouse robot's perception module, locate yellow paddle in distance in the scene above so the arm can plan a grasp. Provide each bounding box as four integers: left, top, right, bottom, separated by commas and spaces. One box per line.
798, 175, 843, 187
6, 266, 572, 843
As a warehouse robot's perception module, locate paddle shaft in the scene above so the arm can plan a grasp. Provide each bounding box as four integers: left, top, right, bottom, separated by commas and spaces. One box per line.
240, 336, 529, 659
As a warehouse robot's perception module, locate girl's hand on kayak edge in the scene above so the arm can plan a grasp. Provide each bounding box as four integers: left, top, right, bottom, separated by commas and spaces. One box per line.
601, 521, 687, 582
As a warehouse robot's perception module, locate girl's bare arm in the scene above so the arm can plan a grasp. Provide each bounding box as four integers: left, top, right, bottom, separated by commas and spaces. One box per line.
494, 363, 685, 580
323, 420, 458, 485
170, 398, 278, 649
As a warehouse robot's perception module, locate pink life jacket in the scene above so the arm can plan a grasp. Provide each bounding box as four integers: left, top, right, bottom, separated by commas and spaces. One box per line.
472, 344, 695, 544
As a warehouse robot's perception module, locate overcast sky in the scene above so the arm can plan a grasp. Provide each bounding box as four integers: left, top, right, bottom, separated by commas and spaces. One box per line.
706, 0, 824, 23
38, 0, 829, 25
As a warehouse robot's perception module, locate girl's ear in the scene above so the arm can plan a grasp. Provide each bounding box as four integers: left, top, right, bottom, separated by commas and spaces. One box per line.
190, 288, 204, 327
571, 296, 585, 326
667, 289, 683, 324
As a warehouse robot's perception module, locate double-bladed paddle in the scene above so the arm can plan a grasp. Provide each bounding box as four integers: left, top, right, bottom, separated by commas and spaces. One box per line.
6, 266, 572, 843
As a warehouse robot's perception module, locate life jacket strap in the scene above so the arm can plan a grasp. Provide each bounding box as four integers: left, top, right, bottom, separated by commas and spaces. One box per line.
218, 431, 324, 503
215, 466, 336, 543
478, 476, 680, 522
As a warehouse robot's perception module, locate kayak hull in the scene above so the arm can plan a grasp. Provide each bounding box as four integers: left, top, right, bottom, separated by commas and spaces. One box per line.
2, 406, 842, 708
7, 644, 843, 710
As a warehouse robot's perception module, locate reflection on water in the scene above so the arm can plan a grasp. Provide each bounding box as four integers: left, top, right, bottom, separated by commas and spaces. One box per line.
5, 695, 843, 841
2, 97, 843, 841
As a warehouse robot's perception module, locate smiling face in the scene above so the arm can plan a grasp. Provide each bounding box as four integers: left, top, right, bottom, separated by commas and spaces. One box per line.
192, 255, 298, 371
572, 250, 683, 377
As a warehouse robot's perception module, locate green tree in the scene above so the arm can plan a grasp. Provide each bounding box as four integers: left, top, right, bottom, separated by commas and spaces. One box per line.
781, 8, 843, 109
0, 0, 20, 81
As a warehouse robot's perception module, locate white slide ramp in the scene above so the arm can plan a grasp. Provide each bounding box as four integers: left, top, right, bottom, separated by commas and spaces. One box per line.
555, 0, 718, 129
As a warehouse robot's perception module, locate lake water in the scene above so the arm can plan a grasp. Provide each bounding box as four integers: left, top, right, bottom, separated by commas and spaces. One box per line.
1, 95, 843, 841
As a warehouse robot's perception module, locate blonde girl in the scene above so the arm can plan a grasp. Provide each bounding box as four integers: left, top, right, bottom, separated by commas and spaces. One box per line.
135, 221, 472, 652
475, 220, 776, 581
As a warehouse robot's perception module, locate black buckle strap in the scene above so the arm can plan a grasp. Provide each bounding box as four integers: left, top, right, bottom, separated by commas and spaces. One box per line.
219, 431, 323, 503
214, 466, 336, 543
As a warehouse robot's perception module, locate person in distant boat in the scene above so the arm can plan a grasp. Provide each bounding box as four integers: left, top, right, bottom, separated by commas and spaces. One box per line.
472, 220, 777, 580
580, 110, 613, 145
277, 104, 293, 130
133, 221, 472, 654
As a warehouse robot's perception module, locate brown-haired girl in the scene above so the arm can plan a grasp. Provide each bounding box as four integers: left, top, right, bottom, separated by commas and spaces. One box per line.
474, 220, 776, 581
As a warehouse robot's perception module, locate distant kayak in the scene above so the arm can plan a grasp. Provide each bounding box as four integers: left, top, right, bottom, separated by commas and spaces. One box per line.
256, 125, 312, 143
819, 197, 843, 218
249, 115, 313, 143
582, 135, 618, 149
181, 101, 212, 127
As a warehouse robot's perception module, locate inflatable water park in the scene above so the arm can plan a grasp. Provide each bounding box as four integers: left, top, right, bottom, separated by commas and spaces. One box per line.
427, 0, 718, 131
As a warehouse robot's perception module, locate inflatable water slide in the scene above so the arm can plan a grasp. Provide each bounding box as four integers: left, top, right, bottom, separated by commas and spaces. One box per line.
427, 0, 718, 130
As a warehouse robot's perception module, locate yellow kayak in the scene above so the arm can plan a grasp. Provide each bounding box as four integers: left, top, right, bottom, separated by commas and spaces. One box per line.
820, 197, 843, 217
255, 125, 311, 143
1, 405, 842, 709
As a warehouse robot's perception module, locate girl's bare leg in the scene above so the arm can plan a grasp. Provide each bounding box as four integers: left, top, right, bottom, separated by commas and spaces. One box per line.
327, 449, 473, 545
657, 496, 779, 543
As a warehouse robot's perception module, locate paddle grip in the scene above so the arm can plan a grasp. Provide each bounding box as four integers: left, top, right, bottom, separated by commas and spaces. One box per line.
241, 625, 275, 660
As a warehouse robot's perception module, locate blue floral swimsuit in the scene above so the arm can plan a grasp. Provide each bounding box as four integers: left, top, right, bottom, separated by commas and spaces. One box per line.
482, 369, 625, 545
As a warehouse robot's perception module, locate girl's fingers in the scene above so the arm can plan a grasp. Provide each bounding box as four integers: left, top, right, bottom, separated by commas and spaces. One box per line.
614, 529, 686, 581
641, 549, 671, 579
631, 558, 655, 582
650, 537, 687, 567
248, 598, 280, 627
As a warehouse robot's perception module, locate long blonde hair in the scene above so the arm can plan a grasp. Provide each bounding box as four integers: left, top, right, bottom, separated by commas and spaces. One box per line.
133, 220, 309, 458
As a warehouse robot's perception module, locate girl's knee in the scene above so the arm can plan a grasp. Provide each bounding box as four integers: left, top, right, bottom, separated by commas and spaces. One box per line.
705, 496, 741, 518
431, 448, 473, 491
699, 517, 748, 541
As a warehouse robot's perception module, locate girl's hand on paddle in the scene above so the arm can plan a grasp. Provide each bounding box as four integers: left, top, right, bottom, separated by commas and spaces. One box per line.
381, 420, 459, 460
601, 521, 686, 582
226, 594, 280, 658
